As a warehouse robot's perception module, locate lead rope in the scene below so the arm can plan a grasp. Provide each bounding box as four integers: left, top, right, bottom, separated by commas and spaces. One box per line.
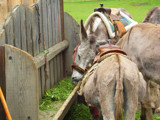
77, 63, 98, 95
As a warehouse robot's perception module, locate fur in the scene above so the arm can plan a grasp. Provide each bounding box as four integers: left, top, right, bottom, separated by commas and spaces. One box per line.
117, 23, 160, 120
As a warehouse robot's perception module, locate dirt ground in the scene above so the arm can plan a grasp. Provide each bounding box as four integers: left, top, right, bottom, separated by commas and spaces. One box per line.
38, 102, 63, 120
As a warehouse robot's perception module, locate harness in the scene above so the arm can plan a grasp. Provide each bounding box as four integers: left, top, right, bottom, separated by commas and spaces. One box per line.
71, 42, 88, 75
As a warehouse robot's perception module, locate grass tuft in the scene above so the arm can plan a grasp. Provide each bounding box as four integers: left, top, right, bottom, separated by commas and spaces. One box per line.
64, 103, 92, 120
39, 77, 75, 110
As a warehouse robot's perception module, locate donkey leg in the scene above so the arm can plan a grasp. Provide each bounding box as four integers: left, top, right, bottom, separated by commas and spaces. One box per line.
124, 81, 138, 120
99, 80, 115, 120
140, 81, 159, 120
141, 103, 153, 120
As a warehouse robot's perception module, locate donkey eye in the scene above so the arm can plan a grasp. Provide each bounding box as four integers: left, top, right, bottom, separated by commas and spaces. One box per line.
78, 55, 80, 60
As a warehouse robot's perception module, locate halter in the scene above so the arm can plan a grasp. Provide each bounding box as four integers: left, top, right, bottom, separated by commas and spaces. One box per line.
72, 42, 88, 75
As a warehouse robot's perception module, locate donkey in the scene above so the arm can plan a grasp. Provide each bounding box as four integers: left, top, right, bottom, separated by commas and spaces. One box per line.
72, 20, 146, 120
83, 51, 146, 120
72, 8, 136, 84
117, 23, 160, 120
143, 6, 160, 24
73, 20, 146, 120
143, 6, 160, 115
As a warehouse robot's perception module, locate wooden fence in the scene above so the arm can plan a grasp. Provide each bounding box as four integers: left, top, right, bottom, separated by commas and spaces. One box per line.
0, 0, 70, 119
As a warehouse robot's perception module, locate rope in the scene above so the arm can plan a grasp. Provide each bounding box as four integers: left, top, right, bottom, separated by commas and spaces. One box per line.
77, 63, 98, 95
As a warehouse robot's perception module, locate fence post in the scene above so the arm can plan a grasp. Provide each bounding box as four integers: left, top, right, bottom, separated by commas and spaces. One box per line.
2, 44, 39, 120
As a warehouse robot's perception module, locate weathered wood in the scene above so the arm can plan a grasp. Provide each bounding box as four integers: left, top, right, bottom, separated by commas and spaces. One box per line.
0, 46, 6, 120
25, 7, 33, 55
54, 58, 58, 85
0, 29, 6, 45
51, 0, 58, 85
20, 5, 27, 51
56, 56, 60, 83
42, 0, 48, 49
13, 6, 21, 49
5, 44, 38, 120
57, 0, 61, 83
47, 0, 53, 47
31, 5, 40, 56
60, 0, 65, 77
38, 69, 42, 102
37, 0, 44, 51
34, 40, 69, 68
4, 15, 14, 45
60, 0, 64, 41
51, 0, 56, 45
50, 59, 54, 88
64, 12, 81, 75
41, 66, 45, 94
52, 82, 81, 120
45, 56, 50, 90
0, 0, 8, 25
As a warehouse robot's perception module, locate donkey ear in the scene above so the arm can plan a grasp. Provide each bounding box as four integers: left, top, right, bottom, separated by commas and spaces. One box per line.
81, 20, 88, 40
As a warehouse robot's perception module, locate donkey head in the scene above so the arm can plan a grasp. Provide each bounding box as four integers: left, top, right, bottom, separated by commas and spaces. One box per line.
72, 20, 99, 84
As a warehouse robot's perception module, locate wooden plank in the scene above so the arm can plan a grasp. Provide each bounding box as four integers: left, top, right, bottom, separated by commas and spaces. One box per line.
31, 5, 40, 56
34, 40, 69, 68
54, 0, 58, 45
60, 0, 64, 41
47, 0, 53, 90
0, 0, 8, 25
4, 15, 14, 45
20, 5, 27, 51
5, 44, 38, 120
38, 69, 42, 102
47, 0, 53, 47
13, 6, 21, 49
64, 12, 81, 75
57, 0, 63, 80
45, 55, 50, 90
54, 58, 58, 85
51, 0, 56, 45
57, 0, 61, 83
37, 0, 45, 96
0, 46, 6, 120
0, 29, 6, 45
25, 7, 33, 55
55, 0, 59, 84
37, 0, 44, 52
60, 0, 65, 78
51, 0, 57, 86
42, 0, 48, 49
50, 59, 54, 88
52, 82, 81, 120
41, 66, 45, 94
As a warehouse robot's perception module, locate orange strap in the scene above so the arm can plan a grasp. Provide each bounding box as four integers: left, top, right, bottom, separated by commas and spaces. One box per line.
0, 87, 12, 120
114, 21, 127, 38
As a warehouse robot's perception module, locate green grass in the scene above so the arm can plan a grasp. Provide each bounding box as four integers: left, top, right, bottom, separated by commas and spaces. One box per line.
39, 77, 75, 110
64, 0, 160, 23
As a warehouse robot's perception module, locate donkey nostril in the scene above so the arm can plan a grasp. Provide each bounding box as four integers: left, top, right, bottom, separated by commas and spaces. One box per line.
72, 77, 77, 81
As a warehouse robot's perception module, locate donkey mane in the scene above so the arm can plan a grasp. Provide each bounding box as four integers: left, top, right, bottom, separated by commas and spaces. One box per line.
143, 6, 159, 23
